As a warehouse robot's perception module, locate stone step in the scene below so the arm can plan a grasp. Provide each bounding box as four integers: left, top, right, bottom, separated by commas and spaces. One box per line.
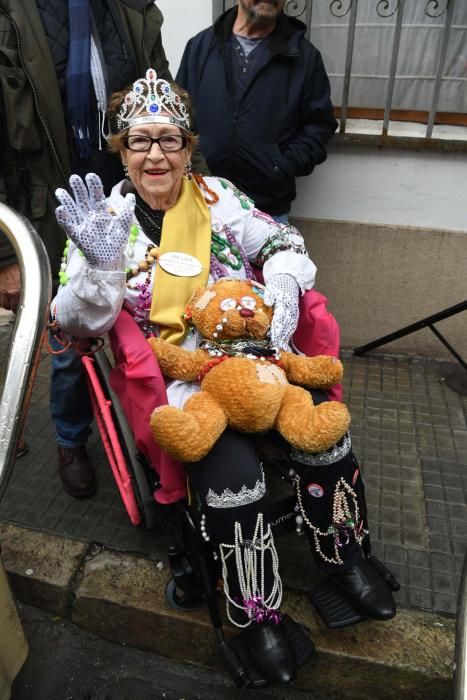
0, 523, 455, 699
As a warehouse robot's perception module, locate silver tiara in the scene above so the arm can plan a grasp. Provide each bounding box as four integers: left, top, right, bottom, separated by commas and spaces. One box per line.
117, 68, 191, 132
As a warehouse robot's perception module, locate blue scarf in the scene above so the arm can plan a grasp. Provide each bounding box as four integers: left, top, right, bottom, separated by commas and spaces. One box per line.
66, 0, 91, 159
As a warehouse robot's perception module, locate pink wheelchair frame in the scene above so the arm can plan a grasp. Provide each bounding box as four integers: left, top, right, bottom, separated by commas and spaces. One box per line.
82, 289, 342, 528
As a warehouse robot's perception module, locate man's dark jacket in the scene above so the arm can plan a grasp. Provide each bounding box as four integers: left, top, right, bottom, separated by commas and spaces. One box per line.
0, 0, 171, 273
177, 7, 337, 215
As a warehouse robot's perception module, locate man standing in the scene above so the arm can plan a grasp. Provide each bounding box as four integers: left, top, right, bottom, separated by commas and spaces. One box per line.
177, 0, 337, 223
0, 0, 172, 496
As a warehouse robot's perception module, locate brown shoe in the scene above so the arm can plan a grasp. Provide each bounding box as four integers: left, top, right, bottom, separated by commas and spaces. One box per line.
57, 445, 96, 498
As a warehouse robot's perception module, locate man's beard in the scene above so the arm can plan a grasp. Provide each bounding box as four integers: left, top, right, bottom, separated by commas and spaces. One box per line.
242, 0, 281, 28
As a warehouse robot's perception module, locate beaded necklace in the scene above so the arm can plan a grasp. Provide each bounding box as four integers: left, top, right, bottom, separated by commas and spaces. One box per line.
134, 194, 164, 246
124, 196, 165, 335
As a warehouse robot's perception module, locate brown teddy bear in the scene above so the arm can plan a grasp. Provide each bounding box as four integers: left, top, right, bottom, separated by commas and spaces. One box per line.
148, 278, 350, 462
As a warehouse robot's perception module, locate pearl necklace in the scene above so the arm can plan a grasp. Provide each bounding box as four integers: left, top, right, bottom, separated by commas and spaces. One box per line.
219, 513, 282, 629
294, 475, 367, 566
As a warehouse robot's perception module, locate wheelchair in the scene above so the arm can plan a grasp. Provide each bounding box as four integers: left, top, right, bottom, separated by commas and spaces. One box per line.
82, 294, 400, 689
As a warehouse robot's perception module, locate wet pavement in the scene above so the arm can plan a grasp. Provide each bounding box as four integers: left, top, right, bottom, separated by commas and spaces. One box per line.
0, 313, 466, 618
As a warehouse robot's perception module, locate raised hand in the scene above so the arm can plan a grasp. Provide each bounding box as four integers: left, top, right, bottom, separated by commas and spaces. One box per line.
55, 173, 135, 270
264, 273, 300, 350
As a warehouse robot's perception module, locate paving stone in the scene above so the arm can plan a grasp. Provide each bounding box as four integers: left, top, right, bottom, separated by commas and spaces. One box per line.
402, 495, 423, 513
453, 540, 467, 556
381, 524, 402, 544
440, 459, 462, 474
408, 588, 433, 610
381, 493, 399, 509
430, 535, 453, 554
432, 572, 456, 595
448, 504, 467, 520
403, 512, 423, 529
427, 517, 449, 536
381, 508, 401, 526
403, 530, 426, 548
408, 567, 431, 589
430, 552, 454, 573
444, 488, 465, 504
425, 485, 445, 501
433, 593, 458, 616
408, 550, 429, 568
426, 501, 448, 518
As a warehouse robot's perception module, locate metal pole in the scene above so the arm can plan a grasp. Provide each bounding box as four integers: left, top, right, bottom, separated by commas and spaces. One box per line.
0, 203, 51, 501
453, 552, 467, 700
426, 0, 455, 138
353, 300, 467, 359
339, 0, 358, 133
382, 0, 405, 136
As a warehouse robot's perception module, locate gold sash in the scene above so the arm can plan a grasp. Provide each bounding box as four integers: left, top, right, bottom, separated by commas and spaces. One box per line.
149, 177, 211, 344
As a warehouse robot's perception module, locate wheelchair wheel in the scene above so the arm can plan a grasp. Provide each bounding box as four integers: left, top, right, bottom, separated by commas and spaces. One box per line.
165, 578, 205, 611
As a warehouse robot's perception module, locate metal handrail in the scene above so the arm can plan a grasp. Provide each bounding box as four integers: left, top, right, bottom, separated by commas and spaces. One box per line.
0, 203, 51, 501
453, 551, 467, 699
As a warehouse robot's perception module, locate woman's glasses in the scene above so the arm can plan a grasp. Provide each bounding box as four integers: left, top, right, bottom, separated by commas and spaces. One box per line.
123, 134, 187, 152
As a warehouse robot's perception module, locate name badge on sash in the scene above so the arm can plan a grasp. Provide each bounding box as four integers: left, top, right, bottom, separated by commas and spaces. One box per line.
158, 252, 203, 277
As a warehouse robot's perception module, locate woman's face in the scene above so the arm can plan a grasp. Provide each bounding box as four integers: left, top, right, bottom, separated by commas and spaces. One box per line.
121, 116, 192, 210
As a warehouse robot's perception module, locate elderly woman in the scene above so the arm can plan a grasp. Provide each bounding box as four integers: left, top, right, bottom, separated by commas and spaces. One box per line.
52, 69, 395, 687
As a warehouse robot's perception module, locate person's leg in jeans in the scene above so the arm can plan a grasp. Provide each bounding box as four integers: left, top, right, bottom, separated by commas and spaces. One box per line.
271, 213, 289, 225
49, 335, 95, 497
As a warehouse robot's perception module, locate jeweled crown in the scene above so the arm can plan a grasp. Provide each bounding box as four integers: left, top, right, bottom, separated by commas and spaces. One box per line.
117, 68, 191, 133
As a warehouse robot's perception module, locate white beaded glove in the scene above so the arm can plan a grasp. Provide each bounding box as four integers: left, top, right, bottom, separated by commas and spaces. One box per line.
264, 273, 300, 350
55, 173, 135, 271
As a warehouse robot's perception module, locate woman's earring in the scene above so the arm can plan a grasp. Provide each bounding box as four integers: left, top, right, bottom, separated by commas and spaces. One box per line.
184, 160, 192, 179
123, 163, 129, 178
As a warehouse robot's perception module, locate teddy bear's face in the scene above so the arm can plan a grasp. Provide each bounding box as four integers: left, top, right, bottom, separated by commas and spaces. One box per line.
190, 279, 273, 341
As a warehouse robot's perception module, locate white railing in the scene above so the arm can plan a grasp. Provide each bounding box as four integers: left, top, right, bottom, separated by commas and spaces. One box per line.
0, 205, 51, 500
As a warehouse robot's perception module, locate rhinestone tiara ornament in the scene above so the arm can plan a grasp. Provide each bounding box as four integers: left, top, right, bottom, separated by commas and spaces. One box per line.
116, 68, 191, 133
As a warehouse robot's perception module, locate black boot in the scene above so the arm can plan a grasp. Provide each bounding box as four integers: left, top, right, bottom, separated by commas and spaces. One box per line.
329, 550, 395, 620
292, 437, 396, 621
242, 620, 296, 685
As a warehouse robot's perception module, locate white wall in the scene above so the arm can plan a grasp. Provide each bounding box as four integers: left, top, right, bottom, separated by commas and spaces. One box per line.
156, 0, 213, 75
294, 144, 467, 232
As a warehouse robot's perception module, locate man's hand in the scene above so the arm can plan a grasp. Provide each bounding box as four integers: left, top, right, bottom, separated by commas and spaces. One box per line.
0, 262, 20, 312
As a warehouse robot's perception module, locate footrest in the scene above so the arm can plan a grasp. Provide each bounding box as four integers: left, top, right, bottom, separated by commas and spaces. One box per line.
282, 613, 315, 667
309, 578, 366, 629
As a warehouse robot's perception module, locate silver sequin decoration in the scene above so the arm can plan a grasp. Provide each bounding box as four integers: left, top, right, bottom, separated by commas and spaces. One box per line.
291, 432, 352, 466
206, 472, 266, 509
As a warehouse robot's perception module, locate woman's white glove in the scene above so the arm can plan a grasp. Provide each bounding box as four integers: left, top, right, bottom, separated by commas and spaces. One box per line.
55, 173, 135, 271
264, 273, 300, 350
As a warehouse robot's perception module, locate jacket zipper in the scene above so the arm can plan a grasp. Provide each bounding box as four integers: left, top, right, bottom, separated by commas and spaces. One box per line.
4, 9, 68, 183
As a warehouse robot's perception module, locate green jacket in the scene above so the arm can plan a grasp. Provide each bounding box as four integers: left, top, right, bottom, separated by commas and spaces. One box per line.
0, 0, 171, 273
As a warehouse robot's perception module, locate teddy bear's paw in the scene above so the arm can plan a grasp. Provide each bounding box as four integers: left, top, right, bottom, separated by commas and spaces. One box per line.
276, 386, 350, 453
306, 356, 344, 388
150, 396, 227, 462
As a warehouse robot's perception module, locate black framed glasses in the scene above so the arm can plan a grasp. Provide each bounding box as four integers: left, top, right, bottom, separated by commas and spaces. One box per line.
123, 134, 187, 152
